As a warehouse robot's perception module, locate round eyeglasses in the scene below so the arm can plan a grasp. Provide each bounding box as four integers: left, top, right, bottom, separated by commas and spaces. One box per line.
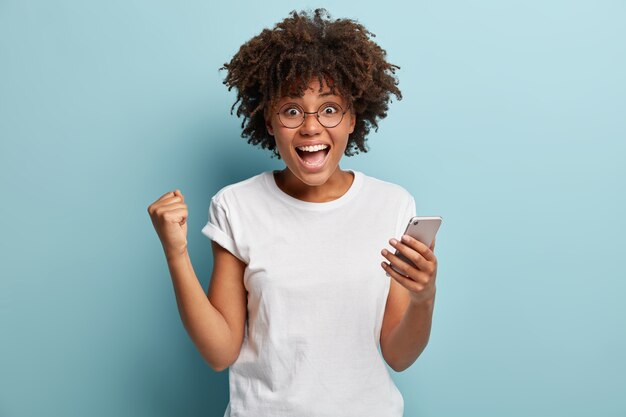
275, 102, 347, 129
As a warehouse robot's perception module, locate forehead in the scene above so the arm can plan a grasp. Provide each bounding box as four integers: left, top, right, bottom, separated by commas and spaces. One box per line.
277, 80, 344, 104
282, 91, 341, 101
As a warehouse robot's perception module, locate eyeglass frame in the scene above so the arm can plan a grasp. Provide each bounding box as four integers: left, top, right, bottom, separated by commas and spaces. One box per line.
274, 101, 349, 129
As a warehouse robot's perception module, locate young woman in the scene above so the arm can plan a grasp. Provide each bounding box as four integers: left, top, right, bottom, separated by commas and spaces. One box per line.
148, 8, 438, 417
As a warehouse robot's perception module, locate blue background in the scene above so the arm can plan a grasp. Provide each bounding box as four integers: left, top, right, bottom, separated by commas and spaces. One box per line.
1, 1, 625, 416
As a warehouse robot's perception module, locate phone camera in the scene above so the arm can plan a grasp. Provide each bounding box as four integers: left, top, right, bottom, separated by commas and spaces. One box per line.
413, 221, 419, 225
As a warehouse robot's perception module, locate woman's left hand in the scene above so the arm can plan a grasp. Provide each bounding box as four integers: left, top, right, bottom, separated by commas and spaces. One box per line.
381, 235, 438, 305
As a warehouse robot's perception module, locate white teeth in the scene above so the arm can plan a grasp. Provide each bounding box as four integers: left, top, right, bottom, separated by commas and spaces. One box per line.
296, 144, 329, 152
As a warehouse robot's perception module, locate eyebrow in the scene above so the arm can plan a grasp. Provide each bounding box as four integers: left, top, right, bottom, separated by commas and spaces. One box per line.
286, 92, 338, 98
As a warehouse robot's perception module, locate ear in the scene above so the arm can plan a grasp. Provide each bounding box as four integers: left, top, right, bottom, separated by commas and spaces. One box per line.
266, 120, 274, 136
265, 111, 274, 136
348, 111, 356, 134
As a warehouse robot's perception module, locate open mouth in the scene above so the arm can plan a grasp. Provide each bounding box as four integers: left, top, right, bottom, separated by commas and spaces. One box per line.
295, 144, 331, 168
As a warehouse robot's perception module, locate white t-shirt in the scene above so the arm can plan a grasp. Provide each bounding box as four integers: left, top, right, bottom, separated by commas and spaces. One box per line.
202, 169, 416, 417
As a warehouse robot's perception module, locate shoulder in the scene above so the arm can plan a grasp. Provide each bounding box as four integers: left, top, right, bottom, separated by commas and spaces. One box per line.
210, 171, 269, 207
359, 171, 414, 204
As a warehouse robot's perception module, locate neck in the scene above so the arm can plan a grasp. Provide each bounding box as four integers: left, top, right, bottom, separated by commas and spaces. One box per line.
274, 166, 354, 203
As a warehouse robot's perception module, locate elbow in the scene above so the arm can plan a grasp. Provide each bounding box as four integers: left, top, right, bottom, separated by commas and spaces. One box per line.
199, 338, 239, 373
383, 345, 427, 373
202, 352, 234, 373
207, 349, 239, 372
381, 345, 407, 373
388, 359, 412, 373
213, 364, 229, 373
207, 358, 230, 373
389, 364, 403, 373
383, 352, 406, 373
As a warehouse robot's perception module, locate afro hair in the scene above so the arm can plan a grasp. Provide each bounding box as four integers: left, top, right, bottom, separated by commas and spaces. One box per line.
220, 8, 402, 158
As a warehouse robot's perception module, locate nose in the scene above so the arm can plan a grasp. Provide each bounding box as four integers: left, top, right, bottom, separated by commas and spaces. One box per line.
299, 112, 323, 135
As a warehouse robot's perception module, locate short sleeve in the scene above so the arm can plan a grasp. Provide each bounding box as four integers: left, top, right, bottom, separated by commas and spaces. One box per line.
201, 197, 246, 263
394, 194, 417, 239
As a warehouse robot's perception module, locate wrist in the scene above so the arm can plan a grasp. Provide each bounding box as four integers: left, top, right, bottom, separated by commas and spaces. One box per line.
409, 290, 436, 310
165, 245, 189, 262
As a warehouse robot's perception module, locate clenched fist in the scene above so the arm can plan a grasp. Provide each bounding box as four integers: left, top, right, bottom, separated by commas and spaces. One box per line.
147, 189, 189, 259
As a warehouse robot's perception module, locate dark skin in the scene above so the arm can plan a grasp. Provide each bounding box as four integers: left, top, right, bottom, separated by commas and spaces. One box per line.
265, 77, 356, 203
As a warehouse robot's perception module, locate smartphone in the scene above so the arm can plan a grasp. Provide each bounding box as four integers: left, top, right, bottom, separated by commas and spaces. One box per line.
390, 216, 442, 275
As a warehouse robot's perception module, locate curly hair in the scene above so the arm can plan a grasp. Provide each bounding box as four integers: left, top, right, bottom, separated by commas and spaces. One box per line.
220, 8, 402, 159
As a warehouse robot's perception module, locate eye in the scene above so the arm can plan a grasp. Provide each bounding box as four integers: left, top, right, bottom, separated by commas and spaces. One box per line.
321, 103, 341, 114
280, 105, 302, 118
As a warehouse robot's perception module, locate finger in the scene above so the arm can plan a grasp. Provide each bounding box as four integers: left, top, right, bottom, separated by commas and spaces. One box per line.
159, 194, 185, 207
157, 190, 177, 201
174, 189, 184, 202
430, 237, 436, 251
156, 202, 187, 216
388, 238, 430, 271
401, 234, 436, 262
381, 261, 425, 293
381, 249, 428, 284
150, 190, 179, 212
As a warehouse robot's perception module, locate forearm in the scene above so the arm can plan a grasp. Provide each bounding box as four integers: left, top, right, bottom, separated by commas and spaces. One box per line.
382, 297, 435, 372
166, 251, 234, 371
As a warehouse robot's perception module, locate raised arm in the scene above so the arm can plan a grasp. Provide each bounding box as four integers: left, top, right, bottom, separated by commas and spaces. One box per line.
148, 189, 247, 372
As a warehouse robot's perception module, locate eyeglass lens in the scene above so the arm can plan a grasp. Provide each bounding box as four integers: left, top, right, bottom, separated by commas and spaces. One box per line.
278, 102, 344, 128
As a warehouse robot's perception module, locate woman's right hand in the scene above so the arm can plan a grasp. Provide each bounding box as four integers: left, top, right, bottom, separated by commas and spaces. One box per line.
147, 189, 189, 259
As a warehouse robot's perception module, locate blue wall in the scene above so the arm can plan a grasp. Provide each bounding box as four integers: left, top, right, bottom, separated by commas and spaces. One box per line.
1, 1, 624, 416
